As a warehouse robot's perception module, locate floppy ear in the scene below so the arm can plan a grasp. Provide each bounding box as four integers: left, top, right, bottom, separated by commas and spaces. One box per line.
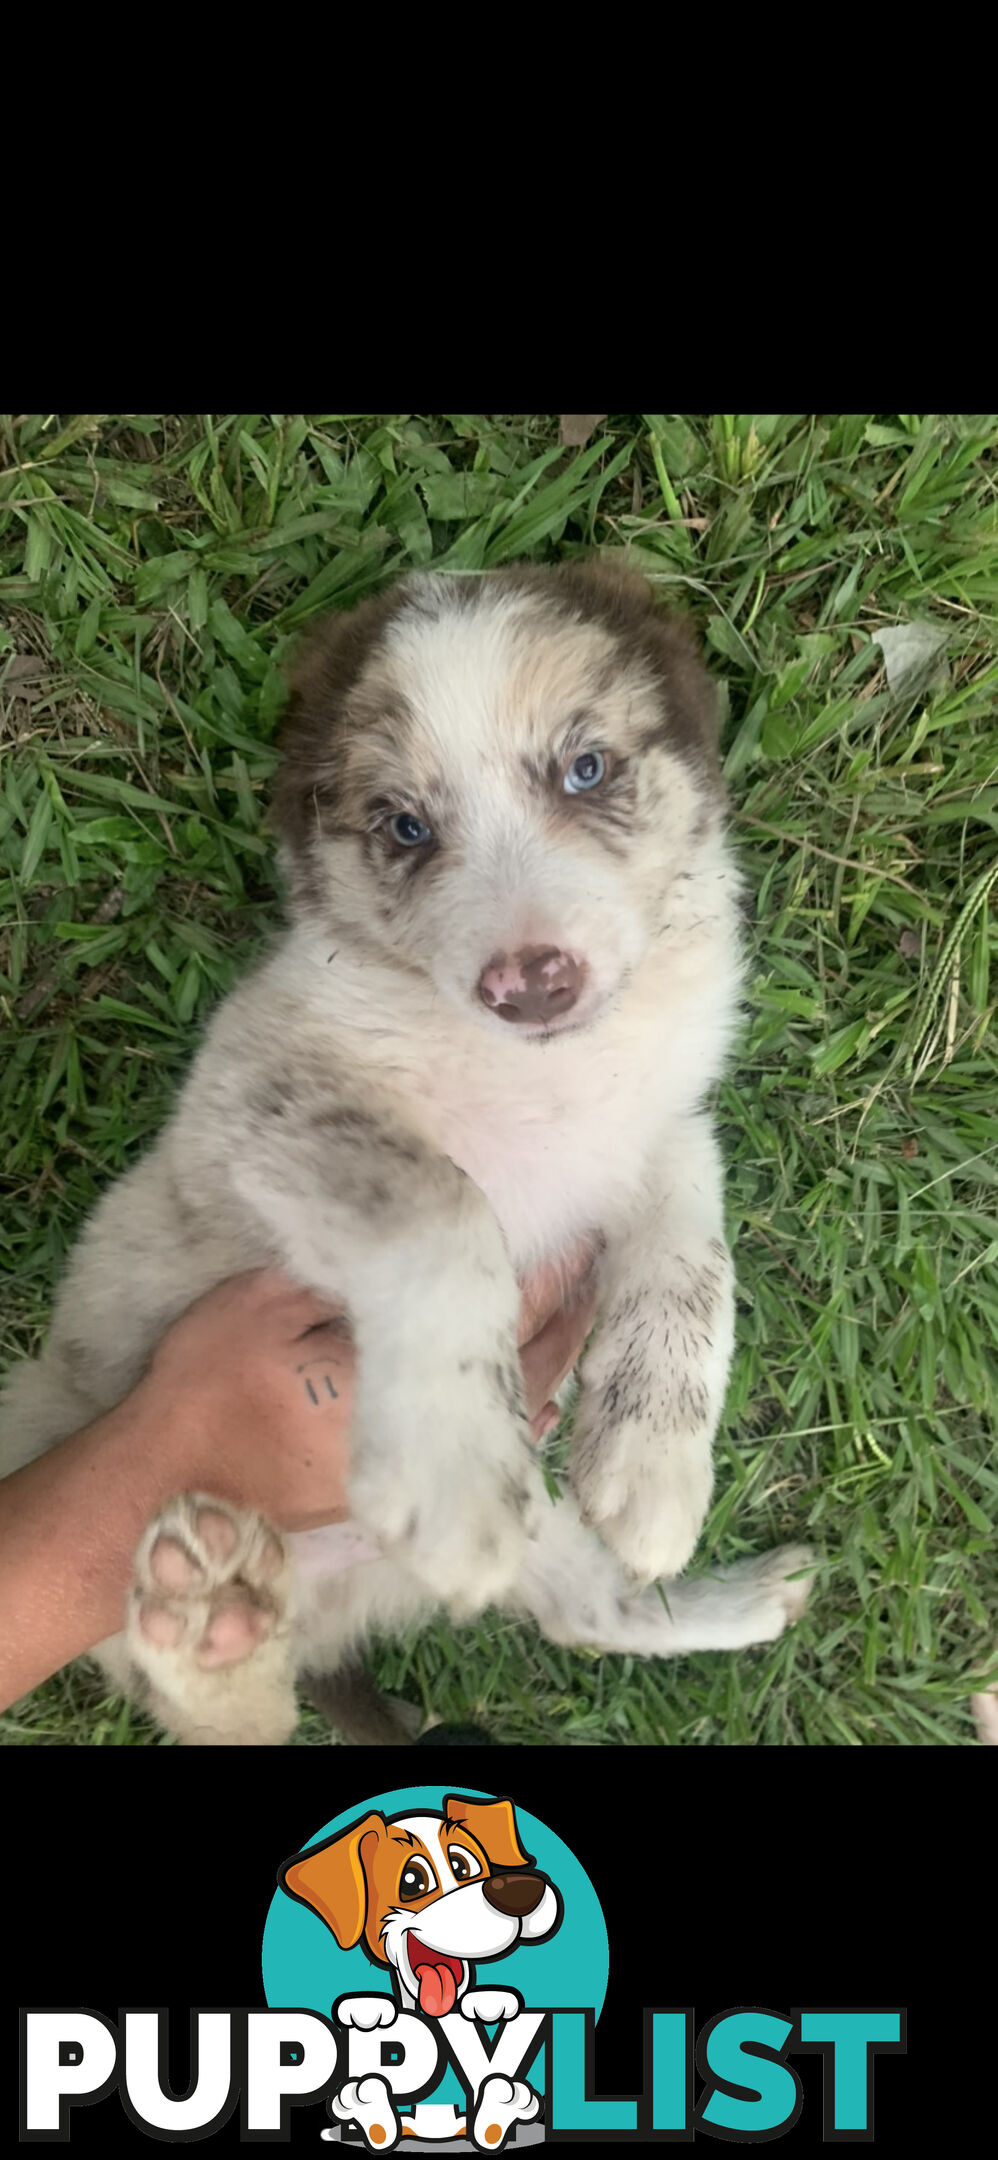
279, 1813, 387, 1948
270, 586, 408, 862
551, 554, 657, 612
444, 1795, 533, 1870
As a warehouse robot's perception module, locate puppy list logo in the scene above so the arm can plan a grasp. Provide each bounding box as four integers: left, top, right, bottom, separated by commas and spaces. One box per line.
20, 1784, 905, 2147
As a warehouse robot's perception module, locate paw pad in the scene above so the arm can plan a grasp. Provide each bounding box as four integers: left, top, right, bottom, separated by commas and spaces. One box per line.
132, 1497, 288, 1674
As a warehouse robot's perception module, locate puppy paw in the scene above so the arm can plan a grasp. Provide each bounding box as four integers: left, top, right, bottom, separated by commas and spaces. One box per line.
573, 1426, 714, 1586
368, 1465, 539, 1617
129, 1494, 290, 1671
353, 1381, 542, 1617
712, 1543, 817, 1637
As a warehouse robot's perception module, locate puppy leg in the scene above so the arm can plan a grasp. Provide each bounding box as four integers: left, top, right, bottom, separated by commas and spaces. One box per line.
126, 1494, 297, 1745
234, 1111, 545, 1618
512, 1492, 815, 1657
572, 1112, 734, 1584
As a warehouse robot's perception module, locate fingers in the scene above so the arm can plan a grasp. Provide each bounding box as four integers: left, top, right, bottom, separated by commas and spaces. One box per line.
517, 1260, 571, 1346
529, 1402, 561, 1444
519, 1290, 597, 1423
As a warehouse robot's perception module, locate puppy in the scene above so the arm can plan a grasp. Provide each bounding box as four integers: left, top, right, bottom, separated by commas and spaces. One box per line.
0, 559, 813, 1743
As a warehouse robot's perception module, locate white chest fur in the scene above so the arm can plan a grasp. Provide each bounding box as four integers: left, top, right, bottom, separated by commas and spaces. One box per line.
275, 904, 741, 1273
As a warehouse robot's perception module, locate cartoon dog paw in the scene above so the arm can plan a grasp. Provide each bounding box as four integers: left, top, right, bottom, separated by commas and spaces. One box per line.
472, 2075, 539, 2151
334, 1995, 398, 2031
460, 1989, 521, 2023
330, 2074, 400, 2151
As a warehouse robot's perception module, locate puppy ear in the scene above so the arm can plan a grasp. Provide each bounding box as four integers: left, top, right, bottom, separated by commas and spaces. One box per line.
279, 1812, 387, 1948
552, 554, 721, 787
270, 584, 409, 863
444, 1795, 533, 1871
551, 554, 657, 614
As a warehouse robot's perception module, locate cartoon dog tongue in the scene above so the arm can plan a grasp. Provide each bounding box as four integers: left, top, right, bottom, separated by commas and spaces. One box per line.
411, 1946, 461, 2017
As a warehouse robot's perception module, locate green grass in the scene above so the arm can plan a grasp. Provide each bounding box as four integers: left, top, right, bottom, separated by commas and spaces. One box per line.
2, 411, 996, 1747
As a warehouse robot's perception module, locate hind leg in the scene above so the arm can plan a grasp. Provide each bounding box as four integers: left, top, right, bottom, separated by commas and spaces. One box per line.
512, 1491, 815, 1657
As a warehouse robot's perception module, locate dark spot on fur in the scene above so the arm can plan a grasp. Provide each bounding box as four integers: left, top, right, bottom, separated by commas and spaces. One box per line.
167, 1173, 207, 1238
493, 1357, 525, 1422
309, 1106, 425, 1170
249, 1086, 289, 1120
499, 1471, 531, 1522
60, 1337, 91, 1380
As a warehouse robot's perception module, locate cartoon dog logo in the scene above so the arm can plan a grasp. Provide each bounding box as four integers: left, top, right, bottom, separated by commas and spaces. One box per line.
280, 1794, 562, 2149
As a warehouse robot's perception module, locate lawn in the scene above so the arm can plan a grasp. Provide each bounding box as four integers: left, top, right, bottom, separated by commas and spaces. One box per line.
1, 412, 996, 1746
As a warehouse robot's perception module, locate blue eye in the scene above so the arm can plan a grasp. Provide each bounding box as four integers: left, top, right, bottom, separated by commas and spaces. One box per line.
564, 750, 606, 794
389, 812, 434, 847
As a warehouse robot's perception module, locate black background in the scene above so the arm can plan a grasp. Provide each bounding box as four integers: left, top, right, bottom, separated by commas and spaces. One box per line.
12, 1747, 967, 2153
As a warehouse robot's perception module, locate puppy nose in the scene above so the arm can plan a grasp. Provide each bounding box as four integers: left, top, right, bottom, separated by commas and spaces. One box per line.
478, 947, 583, 1023
482, 1872, 546, 1917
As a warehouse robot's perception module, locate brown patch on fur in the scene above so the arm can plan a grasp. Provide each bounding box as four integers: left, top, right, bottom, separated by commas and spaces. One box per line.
459, 559, 721, 788
270, 585, 412, 898
541, 560, 722, 791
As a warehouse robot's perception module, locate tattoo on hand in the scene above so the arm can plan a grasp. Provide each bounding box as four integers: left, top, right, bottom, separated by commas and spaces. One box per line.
295, 1360, 339, 1407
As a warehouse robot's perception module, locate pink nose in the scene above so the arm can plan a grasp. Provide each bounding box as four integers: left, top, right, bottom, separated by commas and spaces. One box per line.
478, 946, 584, 1024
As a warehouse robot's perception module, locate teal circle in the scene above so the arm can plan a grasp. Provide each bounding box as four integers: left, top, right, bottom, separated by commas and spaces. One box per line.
261, 1784, 608, 2108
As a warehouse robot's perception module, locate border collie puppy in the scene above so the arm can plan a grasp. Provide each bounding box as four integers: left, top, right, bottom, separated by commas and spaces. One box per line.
0, 560, 812, 1743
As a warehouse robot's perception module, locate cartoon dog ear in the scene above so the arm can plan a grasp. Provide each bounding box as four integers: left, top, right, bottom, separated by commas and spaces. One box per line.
279, 1813, 387, 1949
444, 1795, 533, 1870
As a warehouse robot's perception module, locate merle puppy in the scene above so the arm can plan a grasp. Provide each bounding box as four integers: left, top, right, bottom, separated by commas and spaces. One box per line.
0, 560, 812, 1743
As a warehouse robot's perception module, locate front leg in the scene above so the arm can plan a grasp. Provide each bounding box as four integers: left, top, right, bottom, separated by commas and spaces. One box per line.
573, 1114, 734, 1584
231, 1093, 542, 1618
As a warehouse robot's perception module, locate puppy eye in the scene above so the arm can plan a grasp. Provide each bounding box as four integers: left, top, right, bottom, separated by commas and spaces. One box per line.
448, 1846, 482, 1883
389, 812, 434, 847
563, 750, 606, 794
399, 1860, 436, 1900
